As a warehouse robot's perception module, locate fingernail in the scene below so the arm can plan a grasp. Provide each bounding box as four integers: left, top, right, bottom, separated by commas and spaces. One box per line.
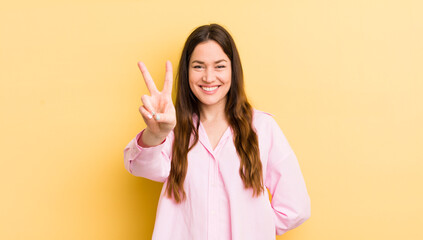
151, 111, 156, 116
155, 114, 160, 121
147, 114, 152, 119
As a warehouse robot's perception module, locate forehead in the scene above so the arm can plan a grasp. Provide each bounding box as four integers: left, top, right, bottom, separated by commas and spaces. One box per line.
190, 40, 230, 62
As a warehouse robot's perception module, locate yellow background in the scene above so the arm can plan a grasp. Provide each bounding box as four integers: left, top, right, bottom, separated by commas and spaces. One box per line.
1, 0, 422, 239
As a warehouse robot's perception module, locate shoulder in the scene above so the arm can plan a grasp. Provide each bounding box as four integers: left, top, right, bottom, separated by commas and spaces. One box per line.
252, 109, 283, 135
252, 109, 293, 154
252, 109, 277, 127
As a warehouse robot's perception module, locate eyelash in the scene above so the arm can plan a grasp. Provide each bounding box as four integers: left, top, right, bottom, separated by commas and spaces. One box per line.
192, 65, 226, 69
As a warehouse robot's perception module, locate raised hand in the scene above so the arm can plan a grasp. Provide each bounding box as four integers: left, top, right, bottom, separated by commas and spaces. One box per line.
137, 61, 176, 147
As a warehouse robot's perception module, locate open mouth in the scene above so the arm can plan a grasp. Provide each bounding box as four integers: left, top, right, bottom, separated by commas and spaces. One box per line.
201, 86, 219, 92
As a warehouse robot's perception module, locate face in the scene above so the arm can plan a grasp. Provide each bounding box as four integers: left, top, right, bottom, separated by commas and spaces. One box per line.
189, 40, 232, 109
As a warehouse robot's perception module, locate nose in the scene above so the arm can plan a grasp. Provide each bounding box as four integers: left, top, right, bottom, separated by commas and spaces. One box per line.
202, 68, 215, 83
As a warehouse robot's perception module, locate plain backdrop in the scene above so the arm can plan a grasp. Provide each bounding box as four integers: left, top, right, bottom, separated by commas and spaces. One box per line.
1, 0, 422, 239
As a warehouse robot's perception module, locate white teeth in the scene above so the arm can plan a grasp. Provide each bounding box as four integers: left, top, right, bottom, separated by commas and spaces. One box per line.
201, 86, 218, 91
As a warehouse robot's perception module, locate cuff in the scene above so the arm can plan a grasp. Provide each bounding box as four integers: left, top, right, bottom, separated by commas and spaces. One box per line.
135, 130, 167, 151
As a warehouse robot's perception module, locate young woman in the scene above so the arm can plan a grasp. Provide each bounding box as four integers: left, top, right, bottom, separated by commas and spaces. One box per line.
124, 24, 310, 240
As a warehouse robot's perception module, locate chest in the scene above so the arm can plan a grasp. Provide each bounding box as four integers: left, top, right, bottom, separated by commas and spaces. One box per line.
202, 121, 229, 150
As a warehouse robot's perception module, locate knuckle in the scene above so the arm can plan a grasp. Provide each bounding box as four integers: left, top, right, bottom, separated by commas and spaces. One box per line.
141, 95, 149, 102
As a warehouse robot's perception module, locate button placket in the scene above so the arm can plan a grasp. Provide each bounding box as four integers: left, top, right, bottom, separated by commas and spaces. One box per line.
208, 153, 217, 240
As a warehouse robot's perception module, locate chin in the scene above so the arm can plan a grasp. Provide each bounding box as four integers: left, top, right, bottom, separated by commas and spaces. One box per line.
199, 97, 226, 108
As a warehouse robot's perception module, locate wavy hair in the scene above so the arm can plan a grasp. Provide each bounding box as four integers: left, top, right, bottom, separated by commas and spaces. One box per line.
166, 23, 264, 203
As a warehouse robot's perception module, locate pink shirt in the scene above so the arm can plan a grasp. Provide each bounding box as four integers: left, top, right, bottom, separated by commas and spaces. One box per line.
124, 110, 310, 240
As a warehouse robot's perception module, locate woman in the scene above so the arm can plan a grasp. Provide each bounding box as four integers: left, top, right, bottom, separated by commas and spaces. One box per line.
124, 24, 310, 240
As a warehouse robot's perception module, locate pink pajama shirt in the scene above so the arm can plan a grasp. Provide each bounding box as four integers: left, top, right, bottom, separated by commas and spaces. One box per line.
124, 110, 310, 240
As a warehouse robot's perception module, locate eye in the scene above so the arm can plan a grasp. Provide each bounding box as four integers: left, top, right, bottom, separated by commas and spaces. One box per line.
216, 65, 226, 69
193, 65, 203, 69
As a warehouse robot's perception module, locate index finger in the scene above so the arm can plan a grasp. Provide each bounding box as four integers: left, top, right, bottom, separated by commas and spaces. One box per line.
138, 62, 159, 94
162, 60, 173, 95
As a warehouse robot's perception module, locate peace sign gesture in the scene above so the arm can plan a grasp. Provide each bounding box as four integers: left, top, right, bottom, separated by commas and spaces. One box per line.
138, 61, 176, 147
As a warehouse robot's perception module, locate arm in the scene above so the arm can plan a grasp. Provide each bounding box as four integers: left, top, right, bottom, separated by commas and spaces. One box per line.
124, 61, 176, 182
123, 130, 173, 182
264, 117, 311, 235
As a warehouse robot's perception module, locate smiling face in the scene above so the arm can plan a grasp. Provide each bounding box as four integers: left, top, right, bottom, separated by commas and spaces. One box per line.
188, 40, 232, 110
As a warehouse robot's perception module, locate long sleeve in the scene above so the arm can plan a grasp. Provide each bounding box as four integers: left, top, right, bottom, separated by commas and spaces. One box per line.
263, 117, 311, 235
123, 130, 174, 182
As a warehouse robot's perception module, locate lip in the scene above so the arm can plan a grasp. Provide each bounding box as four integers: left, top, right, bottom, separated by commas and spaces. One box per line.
200, 85, 220, 94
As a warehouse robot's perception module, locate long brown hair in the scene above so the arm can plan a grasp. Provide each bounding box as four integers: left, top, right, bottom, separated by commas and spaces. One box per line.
166, 24, 264, 203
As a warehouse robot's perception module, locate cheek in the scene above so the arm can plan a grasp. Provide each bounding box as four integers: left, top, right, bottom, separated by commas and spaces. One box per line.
188, 71, 194, 85
189, 70, 201, 82
188, 79, 195, 92
188, 77, 199, 94
220, 71, 232, 84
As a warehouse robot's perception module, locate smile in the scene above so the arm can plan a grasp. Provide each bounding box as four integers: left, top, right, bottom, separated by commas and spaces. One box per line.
201, 86, 219, 92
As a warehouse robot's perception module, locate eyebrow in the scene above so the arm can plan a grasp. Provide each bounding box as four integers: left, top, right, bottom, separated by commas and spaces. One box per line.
191, 59, 228, 64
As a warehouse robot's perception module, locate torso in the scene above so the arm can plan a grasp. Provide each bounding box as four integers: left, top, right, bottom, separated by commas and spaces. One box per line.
201, 119, 229, 150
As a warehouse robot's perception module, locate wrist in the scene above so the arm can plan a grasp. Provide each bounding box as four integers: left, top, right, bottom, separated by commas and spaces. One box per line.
139, 128, 167, 147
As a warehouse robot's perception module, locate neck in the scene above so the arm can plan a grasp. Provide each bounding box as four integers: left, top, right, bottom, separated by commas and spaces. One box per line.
199, 100, 227, 123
